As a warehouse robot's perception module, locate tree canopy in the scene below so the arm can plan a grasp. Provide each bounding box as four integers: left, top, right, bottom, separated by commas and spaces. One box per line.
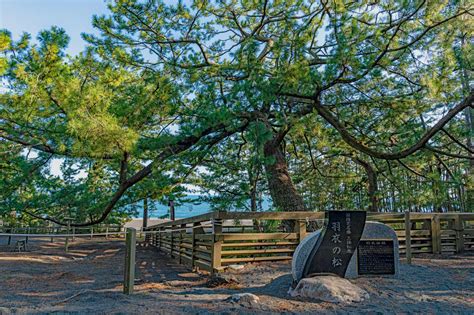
1, 0, 472, 226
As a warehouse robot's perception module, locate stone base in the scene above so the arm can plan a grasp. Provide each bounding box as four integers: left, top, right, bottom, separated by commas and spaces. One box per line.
288, 276, 369, 303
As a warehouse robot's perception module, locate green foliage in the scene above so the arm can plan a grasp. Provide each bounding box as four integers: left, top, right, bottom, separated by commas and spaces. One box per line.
1, 0, 472, 226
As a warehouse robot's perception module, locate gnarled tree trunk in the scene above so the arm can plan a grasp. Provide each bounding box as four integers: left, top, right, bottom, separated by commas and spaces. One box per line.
352, 157, 379, 212
263, 137, 306, 212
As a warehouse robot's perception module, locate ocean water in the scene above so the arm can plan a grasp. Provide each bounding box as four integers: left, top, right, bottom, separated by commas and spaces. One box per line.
135, 196, 272, 219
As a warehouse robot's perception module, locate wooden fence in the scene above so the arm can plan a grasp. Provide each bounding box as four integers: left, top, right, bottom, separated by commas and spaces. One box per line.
144, 211, 474, 273
0, 224, 124, 244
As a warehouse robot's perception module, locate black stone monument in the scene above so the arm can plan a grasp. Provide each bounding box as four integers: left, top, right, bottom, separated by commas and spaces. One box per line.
302, 210, 367, 278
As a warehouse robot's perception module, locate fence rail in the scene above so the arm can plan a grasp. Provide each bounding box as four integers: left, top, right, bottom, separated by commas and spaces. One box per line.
0, 224, 124, 245
144, 211, 474, 273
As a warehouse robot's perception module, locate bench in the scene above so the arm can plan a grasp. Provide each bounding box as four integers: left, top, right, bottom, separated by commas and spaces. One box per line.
14, 240, 28, 252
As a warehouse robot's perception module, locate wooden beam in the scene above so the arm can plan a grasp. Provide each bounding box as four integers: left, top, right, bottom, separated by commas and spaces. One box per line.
404, 211, 412, 264
431, 215, 441, 254
296, 219, 307, 242
211, 219, 223, 273
454, 216, 465, 253
123, 228, 136, 295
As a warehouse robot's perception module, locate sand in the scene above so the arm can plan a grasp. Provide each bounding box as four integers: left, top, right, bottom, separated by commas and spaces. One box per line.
0, 238, 473, 314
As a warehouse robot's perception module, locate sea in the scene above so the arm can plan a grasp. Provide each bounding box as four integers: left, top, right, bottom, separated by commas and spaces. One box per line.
134, 195, 272, 219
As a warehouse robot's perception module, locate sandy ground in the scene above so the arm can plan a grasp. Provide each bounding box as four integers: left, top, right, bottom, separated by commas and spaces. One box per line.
0, 237, 473, 314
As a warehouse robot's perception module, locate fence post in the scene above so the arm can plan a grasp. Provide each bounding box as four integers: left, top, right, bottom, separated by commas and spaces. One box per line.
159, 227, 163, 249
454, 215, 464, 253
170, 225, 175, 258
123, 227, 136, 295
65, 220, 71, 252
106, 227, 109, 239
211, 219, 223, 274
90, 227, 94, 240
8, 227, 13, 245
179, 224, 186, 264
296, 219, 307, 243
431, 215, 441, 254
144, 228, 150, 244
191, 223, 204, 271
72, 227, 75, 241
191, 224, 197, 270
50, 227, 54, 243
26, 227, 30, 244
404, 211, 412, 264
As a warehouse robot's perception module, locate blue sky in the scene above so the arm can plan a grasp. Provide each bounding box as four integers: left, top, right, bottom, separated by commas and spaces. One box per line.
0, 0, 109, 55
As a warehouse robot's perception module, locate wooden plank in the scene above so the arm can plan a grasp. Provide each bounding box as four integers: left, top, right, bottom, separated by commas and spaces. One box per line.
372, 219, 405, 224
195, 241, 212, 246
146, 213, 214, 229
410, 249, 433, 254
459, 214, 474, 221
194, 247, 212, 254
180, 243, 193, 250
400, 243, 432, 249
178, 254, 193, 264
400, 249, 432, 254
195, 234, 214, 241
222, 241, 299, 247
194, 259, 212, 272
221, 256, 293, 264
221, 233, 298, 241
215, 211, 325, 221
395, 230, 431, 237
221, 248, 295, 256
399, 237, 432, 242
194, 252, 211, 262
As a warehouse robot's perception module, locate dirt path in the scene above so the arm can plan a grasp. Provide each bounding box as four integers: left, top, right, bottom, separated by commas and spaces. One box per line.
0, 238, 473, 314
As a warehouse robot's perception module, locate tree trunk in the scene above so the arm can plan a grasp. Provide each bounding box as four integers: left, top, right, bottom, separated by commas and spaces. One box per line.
463, 105, 473, 211
247, 164, 260, 213
263, 139, 306, 212
352, 157, 379, 212
247, 165, 263, 232
143, 197, 148, 228
460, 32, 473, 211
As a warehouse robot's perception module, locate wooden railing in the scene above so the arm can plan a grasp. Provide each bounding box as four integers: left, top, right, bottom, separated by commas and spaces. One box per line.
0, 224, 124, 243
145, 211, 474, 273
